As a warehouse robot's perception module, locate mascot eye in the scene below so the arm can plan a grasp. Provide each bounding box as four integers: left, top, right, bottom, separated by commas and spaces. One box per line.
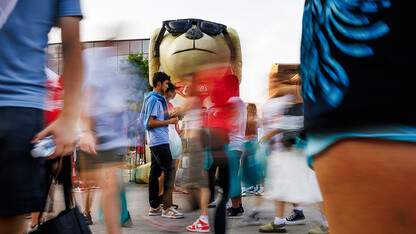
166, 20, 191, 34
199, 21, 222, 35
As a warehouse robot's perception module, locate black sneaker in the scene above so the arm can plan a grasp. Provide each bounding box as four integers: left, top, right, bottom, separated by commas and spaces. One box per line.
239, 205, 245, 214
227, 207, 243, 219
247, 185, 259, 194
284, 209, 306, 225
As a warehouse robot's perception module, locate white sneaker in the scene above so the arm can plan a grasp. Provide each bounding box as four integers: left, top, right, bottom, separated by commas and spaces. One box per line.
208, 200, 217, 208
148, 204, 163, 216
186, 218, 210, 232
162, 206, 184, 219
225, 201, 231, 210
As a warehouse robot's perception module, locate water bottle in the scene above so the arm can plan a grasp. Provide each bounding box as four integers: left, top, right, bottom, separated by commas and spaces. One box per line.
31, 135, 56, 158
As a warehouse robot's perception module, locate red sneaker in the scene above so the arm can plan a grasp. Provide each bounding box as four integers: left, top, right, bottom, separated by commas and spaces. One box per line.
186, 218, 210, 233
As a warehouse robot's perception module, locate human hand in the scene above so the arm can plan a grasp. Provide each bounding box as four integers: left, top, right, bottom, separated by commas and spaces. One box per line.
79, 132, 97, 155
169, 116, 179, 125
170, 107, 183, 117
32, 116, 78, 159
258, 135, 269, 145
258, 132, 274, 145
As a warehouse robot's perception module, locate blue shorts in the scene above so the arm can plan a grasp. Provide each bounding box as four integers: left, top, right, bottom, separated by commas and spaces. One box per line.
0, 107, 47, 216
306, 125, 416, 168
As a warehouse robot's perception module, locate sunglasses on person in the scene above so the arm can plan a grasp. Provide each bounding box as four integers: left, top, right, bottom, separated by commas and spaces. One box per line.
153, 18, 235, 59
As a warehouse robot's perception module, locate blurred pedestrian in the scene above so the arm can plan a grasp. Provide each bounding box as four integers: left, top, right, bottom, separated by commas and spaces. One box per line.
258, 78, 322, 233
0, 0, 83, 233
240, 103, 264, 226
224, 75, 247, 219
205, 71, 234, 234
171, 78, 211, 232
78, 42, 131, 233
163, 83, 182, 194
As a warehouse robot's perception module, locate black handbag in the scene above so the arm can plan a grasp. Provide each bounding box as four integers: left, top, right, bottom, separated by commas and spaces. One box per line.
30, 156, 92, 234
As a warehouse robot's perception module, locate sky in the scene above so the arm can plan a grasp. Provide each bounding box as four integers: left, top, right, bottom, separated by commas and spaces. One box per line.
49, 0, 306, 103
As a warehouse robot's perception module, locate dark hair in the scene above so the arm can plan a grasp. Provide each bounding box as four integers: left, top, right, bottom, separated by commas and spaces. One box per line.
167, 82, 177, 93
152, 72, 171, 87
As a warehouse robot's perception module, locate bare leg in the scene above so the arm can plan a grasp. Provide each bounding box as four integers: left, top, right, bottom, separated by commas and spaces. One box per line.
81, 170, 94, 215
231, 195, 242, 209
200, 187, 210, 216
275, 201, 284, 218
95, 165, 121, 234
0, 215, 25, 234
30, 212, 42, 228
314, 138, 416, 234
84, 187, 93, 214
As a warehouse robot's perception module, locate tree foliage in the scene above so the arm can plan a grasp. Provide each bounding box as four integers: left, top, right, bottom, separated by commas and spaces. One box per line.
128, 52, 150, 82
123, 53, 152, 135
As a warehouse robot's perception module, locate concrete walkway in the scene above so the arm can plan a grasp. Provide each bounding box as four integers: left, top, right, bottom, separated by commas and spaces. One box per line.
34, 182, 324, 234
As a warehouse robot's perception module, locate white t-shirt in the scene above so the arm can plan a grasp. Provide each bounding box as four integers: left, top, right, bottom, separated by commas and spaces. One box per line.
227, 97, 247, 152
260, 95, 294, 151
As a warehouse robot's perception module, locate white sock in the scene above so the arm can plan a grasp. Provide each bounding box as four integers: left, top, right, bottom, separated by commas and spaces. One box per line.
293, 206, 302, 211
259, 186, 264, 192
274, 217, 285, 225
242, 187, 246, 192
199, 215, 209, 223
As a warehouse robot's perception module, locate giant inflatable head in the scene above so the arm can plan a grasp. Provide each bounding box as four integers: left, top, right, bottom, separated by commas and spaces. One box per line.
149, 18, 242, 88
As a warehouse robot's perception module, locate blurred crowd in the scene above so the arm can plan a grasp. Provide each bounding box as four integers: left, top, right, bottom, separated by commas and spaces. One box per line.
1, 1, 416, 234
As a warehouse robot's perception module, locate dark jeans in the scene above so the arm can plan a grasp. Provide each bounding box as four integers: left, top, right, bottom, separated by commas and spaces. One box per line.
0, 107, 47, 216
149, 144, 175, 209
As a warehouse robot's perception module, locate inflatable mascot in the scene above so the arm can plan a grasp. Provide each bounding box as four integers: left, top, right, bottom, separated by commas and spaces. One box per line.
148, 18, 242, 105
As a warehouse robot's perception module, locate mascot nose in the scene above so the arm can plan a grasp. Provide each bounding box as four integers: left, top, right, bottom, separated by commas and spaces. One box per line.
185, 28, 203, 40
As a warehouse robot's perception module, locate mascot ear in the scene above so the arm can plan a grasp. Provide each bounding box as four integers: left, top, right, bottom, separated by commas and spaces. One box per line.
227, 27, 242, 84
149, 28, 161, 87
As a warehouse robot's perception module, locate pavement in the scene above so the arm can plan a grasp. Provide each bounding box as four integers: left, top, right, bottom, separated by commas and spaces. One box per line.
29, 182, 324, 234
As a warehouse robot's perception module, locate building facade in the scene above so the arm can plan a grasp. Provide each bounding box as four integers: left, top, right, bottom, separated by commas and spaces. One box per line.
46, 38, 150, 75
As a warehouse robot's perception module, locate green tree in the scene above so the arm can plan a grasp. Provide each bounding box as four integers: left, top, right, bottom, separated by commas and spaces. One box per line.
124, 52, 152, 126
127, 52, 150, 82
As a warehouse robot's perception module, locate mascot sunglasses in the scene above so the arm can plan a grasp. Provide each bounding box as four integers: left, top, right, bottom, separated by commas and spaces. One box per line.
153, 18, 234, 58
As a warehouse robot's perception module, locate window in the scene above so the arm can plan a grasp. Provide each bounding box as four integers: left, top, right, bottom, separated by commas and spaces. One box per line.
129, 40, 142, 54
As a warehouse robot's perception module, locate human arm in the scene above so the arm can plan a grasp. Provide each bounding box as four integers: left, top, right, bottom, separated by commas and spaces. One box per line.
258, 128, 281, 144
32, 16, 83, 159
148, 116, 178, 128
169, 107, 184, 118
169, 96, 200, 117
78, 87, 97, 155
